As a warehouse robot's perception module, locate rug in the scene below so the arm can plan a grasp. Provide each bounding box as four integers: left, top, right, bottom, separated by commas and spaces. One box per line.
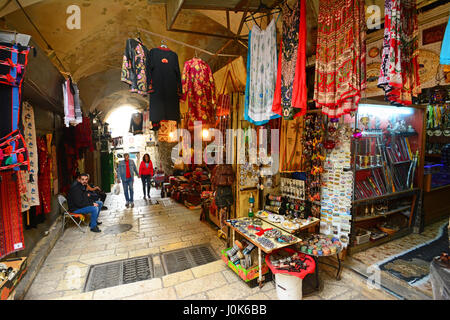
377, 223, 449, 286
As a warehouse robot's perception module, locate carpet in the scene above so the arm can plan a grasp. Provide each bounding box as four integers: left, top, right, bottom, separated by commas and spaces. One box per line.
377, 223, 449, 286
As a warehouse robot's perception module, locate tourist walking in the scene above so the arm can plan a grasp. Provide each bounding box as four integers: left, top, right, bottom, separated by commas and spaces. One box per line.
139, 153, 154, 200
117, 153, 139, 208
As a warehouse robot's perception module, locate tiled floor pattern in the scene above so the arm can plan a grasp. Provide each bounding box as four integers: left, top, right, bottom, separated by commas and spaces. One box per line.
25, 184, 397, 300
350, 218, 449, 297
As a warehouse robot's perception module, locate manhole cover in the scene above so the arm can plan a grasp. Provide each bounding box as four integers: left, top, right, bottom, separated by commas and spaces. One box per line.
84, 256, 154, 292
161, 244, 219, 275
104, 224, 133, 235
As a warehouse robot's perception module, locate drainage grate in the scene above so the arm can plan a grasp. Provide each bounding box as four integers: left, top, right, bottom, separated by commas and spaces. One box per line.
159, 199, 173, 207
84, 256, 153, 292
161, 244, 219, 275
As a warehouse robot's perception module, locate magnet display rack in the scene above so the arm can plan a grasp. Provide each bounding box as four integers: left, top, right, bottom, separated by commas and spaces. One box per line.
347, 103, 426, 255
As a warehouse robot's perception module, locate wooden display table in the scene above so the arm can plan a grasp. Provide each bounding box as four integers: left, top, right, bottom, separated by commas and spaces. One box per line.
225, 217, 302, 287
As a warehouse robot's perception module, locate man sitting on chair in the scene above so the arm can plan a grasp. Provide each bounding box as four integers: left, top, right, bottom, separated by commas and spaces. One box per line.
85, 174, 108, 211
67, 173, 103, 233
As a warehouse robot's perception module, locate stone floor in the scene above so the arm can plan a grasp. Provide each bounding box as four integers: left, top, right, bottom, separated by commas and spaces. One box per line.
24, 183, 397, 300
349, 218, 449, 298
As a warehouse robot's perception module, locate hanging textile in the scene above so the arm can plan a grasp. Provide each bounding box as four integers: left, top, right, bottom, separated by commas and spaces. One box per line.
272, 0, 307, 120
245, 19, 279, 125
181, 57, 216, 129
129, 112, 143, 135
149, 47, 182, 122
75, 116, 94, 152
378, 0, 420, 106
441, 16, 450, 65
20, 102, 40, 211
73, 82, 83, 125
121, 38, 151, 96
35, 136, 51, 215
0, 43, 30, 172
158, 120, 177, 142
62, 78, 75, 127
0, 171, 25, 258
313, 0, 366, 118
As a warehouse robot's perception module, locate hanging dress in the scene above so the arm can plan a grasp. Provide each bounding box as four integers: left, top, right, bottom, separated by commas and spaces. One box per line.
181, 57, 216, 129
121, 38, 151, 96
272, 0, 307, 120
378, 0, 420, 106
314, 0, 366, 118
246, 18, 279, 125
148, 47, 182, 123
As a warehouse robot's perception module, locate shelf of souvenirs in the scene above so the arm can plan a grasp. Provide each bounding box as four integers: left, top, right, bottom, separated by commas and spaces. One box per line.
353, 205, 411, 223
349, 227, 411, 254
353, 160, 412, 172
352, 188, 419, 205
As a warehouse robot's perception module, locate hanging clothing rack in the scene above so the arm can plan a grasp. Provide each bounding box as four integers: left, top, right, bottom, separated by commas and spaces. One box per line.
137, 28, 240, 58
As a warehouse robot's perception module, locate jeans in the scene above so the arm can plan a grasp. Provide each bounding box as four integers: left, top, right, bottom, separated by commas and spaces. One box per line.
141, 175, 151, 197
73, 205, 100, 229
122, 178, 134, 203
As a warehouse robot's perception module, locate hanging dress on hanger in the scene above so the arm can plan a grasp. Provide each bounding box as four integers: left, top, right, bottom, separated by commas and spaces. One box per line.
272, 0, 307, 120
181, 57, 216, 129
246, 18, 279, 125
148, 47, 182, 123
121, 38, 151, 96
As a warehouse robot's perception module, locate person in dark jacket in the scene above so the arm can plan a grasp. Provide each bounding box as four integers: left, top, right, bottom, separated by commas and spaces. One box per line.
67, 173, 103, 233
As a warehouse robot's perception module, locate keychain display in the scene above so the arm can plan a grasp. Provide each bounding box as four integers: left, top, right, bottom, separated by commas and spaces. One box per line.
280, 178, 305, 199
302, 114, 325, 204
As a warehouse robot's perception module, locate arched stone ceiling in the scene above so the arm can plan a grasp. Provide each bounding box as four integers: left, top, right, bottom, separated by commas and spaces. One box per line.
0, 0, 440, 119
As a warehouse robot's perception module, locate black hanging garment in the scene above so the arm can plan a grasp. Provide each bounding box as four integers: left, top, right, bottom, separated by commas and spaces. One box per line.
148, 47, 182, 122
129, 112, 143, 135
121, 38, 151, 96
0, 43, 30, 172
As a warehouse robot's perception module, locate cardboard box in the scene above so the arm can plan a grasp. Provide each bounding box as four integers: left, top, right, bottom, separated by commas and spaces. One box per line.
0, 257, 27, 300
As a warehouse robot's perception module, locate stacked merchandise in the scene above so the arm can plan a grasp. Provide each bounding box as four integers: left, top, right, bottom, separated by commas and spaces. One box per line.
264, 194, 307, 219
314, 0, 366, 118
378, 0, 420, 106
320, 122, 353, 248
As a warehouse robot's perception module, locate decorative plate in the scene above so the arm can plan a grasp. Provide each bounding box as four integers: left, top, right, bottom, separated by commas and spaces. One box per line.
281, 220, 300, 230
268, 214, 285, 223
418, 49, 440, 85
365, 63, 383, 96
368, 46, 380, 58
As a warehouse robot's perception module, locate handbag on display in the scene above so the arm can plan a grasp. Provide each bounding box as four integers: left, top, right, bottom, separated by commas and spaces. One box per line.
212, 164, 235, 186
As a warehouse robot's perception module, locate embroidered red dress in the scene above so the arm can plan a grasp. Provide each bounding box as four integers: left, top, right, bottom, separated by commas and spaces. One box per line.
181, 58, 216, 129
313, 0, 366, 118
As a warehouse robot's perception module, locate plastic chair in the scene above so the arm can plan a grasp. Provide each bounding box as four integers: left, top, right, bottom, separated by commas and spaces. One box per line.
57, 194, 87, 233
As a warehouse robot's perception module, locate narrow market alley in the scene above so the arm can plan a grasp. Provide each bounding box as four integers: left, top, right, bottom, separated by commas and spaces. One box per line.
24, 183, 396, 300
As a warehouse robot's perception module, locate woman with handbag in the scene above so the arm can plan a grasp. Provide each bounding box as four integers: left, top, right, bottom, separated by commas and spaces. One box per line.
139, 154, 154, 200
